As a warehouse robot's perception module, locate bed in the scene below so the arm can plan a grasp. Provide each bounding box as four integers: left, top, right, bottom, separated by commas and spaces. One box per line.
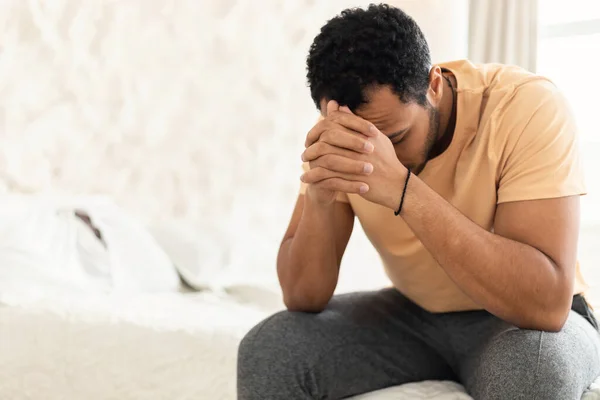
0, 288, 263, 399
0, 287, 469, 400
0, 203, 597, 400
1, 286, 599, 400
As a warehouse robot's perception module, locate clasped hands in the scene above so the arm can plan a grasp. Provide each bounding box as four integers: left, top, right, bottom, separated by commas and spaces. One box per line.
301, 100, 408, 211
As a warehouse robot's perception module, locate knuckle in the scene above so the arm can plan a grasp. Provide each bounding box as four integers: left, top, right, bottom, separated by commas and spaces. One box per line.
333, 128, 345, 140
315, 120, 328, 132
326, 113, 339, 122
325, 178, 341, 190
314, 167, 327, 180
317, 179, 333, 191
312, 143, 321, 155
328, 155, 344, 171
316, 141, 328, 153
302, 149, 312, 161
320, 155, 332, 169
302, 171, 314, 184
331, 130, 353, 149
327, 121, 340, 133
306, 121, 326, 144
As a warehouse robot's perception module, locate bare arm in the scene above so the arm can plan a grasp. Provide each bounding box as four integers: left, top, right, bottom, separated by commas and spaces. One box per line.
394, 87, 581, 331
399, 177, 578, 331
277, 191, 354, 312
301, 90, 581, 330
279, 101, 376, 312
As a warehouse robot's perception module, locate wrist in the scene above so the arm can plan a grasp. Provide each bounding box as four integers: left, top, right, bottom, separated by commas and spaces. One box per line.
305, 186, 338, 210
384, 164, 409, 211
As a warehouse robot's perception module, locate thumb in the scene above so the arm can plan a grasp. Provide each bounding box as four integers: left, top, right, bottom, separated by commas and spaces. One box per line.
339, 105, 354, 115
326, 100, 339, 116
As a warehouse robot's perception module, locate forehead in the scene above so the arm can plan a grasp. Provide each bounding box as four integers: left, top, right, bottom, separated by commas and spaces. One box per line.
356, 86, 420, 128
319, 86, 422, 131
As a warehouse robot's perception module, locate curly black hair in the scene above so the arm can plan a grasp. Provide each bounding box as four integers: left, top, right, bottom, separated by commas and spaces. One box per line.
306, 3, 431, 111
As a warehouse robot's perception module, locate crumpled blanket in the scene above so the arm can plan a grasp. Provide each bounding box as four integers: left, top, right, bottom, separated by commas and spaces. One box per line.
0, 195, 180, 298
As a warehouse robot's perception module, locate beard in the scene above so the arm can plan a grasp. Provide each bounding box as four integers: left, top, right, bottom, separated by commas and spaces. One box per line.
412, 105, 440, 174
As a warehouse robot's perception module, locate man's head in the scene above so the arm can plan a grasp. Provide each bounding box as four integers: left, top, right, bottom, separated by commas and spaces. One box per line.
306, 4, 447, 171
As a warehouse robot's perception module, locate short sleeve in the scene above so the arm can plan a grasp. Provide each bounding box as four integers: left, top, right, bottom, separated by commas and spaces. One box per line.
299, 162, 350, 203
496, 81, 586, 204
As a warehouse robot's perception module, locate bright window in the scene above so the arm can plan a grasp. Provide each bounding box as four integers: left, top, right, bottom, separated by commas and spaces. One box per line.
538, 0, 600, 26
537, 1, 600, 225
538, 1, 600, 301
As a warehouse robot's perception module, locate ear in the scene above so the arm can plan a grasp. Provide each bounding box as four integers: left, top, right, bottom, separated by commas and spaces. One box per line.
426, 66, 444, 107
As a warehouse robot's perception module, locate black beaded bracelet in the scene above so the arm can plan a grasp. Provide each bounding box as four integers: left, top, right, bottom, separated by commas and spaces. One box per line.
394, 169, 411, 216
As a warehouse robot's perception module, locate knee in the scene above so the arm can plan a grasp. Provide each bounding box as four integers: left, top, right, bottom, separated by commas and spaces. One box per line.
529, 330, 587, 400
468, 328, 577, 400
239, 310, 295, 365
237, 310, 311, 381
237, 310, 323, 398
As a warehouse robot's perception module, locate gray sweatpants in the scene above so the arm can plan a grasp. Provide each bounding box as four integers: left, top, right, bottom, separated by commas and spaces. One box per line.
237, 288, 600, 400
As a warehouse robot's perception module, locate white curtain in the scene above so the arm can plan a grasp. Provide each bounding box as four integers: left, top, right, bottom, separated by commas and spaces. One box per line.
468, 0, 539, 71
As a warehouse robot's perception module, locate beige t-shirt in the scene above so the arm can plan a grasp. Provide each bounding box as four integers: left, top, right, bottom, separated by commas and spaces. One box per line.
300, 60, 587, 312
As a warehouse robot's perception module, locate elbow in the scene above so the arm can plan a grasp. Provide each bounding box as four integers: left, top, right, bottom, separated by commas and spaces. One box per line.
540, 303, 571, 332
278, 264, 335, 313
525, 312, 569, 333
514, 312, 567, 332
517, 312, 567, 332
514, 295, 572, 333
284, 300, 327, 313
537, 281, 574, 332
512, 265, 574, 332
282, 288, 331, 313
544, 317, 568, 333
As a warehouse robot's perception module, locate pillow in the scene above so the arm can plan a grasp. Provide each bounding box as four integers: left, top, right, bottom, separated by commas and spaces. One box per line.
0, 195, 181, 298
76, 197, 181, 292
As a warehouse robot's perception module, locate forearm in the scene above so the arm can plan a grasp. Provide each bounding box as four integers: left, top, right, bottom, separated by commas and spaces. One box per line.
399, 176, 571, 330
277, 195, 341, 311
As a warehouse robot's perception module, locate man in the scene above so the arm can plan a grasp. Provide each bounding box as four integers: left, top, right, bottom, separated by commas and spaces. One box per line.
238, 4, 600, 399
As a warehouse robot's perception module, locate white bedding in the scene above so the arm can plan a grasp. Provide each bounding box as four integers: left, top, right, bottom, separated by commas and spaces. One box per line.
0, 289, 268, 400
1, 289, 599, 400
0, 195, 181, 296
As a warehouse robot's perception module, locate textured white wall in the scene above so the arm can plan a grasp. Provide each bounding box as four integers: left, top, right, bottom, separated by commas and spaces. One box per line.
0, 0, 468, 289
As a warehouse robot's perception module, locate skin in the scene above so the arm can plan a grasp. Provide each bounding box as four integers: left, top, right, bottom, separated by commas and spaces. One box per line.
278, 66, 578, 332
